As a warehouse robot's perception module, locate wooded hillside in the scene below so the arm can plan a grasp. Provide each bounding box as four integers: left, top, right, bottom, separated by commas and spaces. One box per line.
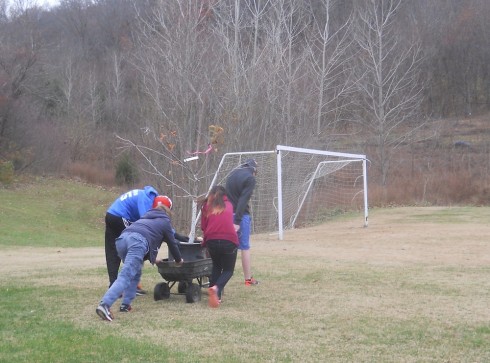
1, 0, 489, 207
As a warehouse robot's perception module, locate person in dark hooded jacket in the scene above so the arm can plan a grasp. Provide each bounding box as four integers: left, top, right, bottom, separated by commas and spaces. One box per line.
225, 158, 259, 286
96, 197, 183, 321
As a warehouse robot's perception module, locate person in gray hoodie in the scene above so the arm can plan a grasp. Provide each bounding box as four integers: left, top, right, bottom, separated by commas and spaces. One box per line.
96, 197, 183, 321
225, 159, 259, 286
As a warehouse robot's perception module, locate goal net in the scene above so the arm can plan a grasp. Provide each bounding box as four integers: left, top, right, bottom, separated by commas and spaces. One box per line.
191, 145, 368, 240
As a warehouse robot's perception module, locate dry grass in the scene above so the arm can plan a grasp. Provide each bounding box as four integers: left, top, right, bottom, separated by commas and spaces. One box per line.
65, 162, 116, 186
366, 113, 490, 207
2, 206, 490, 362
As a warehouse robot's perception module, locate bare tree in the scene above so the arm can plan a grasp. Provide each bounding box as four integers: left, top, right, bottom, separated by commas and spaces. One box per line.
212, 0, 313, 149
0, 0, 41, 147
351, 0, 426, 185
0, 0, 7, 21
264, 0, 310, 144
431, 1, 490, 117
127, 0, 228, 227
306, 0, 354, 136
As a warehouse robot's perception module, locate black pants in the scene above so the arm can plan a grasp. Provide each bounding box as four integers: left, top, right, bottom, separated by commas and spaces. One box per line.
105, 212, 126, 287
206, 239, 238, 299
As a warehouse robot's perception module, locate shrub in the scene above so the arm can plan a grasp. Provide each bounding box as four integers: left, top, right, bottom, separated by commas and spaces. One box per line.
115, 154, 139, 186
0, 160, 14, 185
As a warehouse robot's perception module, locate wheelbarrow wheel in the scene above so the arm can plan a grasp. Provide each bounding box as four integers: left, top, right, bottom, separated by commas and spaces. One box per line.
178, 281, 189, 294
185, 283, 201, 303
154, 282, 170, 301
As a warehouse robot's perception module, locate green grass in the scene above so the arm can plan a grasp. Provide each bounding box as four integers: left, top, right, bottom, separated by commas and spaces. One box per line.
372, 205, 490, 224
0, 177, 118, 247
1, 178, 490, 362
408, 206, 490, 224
0, 286, 184, 363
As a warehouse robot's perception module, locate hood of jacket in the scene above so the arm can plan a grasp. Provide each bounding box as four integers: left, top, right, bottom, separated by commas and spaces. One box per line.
143, 185, 158, 199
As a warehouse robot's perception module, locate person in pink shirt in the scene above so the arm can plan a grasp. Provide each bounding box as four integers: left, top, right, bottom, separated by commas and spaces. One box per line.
199, 185, 239, 308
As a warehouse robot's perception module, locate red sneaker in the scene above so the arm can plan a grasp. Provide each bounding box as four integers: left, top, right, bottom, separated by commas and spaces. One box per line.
208, 286, 220, 308
245, 277, 260, 286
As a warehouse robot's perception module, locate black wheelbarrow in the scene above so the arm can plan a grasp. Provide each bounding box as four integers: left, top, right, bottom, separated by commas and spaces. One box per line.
154, 241, 212, 303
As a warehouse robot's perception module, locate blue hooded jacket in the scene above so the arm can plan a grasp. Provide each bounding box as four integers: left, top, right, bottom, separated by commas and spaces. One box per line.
107, 186, 158, 222
120, 208, 182, 264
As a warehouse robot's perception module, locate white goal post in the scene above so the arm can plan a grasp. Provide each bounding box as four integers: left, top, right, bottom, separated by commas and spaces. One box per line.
275, 145, 368, 239
190, 145, 368, 240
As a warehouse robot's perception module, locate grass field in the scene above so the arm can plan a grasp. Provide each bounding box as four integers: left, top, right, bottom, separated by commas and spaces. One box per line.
1, 178, 490, 362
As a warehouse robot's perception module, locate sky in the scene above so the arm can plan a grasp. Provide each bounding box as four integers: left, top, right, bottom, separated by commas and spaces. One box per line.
7, 0, 61, 9
36, 0, 61, 7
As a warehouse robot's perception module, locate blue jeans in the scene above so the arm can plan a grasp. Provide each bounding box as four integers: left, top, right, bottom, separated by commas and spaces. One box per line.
101, 232, 149, 307
206, 239, 238, 299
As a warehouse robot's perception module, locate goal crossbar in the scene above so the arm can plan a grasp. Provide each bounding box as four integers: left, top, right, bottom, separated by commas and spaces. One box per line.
276, 145, 368, 239
190, 145, 368, 240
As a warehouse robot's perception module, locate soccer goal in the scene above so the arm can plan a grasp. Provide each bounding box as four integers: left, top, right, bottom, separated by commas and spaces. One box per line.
191, 145, 368, 240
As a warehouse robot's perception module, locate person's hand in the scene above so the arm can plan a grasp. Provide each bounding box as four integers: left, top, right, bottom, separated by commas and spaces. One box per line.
233, 224, 240, 232
174, 232, 190, 242
175, 258, 184, 266
155, 258, 162, 264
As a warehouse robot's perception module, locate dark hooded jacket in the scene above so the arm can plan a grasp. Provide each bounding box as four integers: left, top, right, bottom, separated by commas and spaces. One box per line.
120, 208, 182, 264
225, 164, 256, 225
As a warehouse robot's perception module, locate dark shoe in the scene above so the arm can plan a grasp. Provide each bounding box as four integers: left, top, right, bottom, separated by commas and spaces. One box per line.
96, 302, 114, 321
119, 304, 132, 312
136, 288, 147, 296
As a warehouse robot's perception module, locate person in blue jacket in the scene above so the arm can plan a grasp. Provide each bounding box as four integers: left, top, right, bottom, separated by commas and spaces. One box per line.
97, 198, 183, 321
104, 186, 188, 294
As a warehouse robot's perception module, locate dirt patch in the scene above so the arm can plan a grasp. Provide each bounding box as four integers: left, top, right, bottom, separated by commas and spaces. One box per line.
272, 214, 490, 266
0, 247, 105, 277
2, 207, 489, 278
